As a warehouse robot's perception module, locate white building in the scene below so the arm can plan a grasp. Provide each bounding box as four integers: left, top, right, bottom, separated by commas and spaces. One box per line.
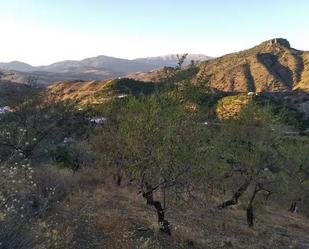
89, 117, 107, 124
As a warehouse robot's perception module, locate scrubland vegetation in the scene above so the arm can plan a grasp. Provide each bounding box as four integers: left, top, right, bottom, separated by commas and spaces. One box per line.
0, 77, 309, 248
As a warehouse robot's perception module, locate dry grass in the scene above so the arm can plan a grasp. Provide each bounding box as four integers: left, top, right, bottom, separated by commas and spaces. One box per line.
48, 175, 309, 249
2, 165, 308, 249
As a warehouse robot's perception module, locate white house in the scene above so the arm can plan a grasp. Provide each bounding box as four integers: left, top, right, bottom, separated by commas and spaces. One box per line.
89, 117, 107, 124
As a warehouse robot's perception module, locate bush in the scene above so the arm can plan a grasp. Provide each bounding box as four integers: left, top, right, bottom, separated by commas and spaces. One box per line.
49, 142, 94, 172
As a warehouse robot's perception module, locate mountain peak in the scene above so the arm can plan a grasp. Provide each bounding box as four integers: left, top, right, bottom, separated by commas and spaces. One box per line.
261, 38, 291, 49
134, 38, 307, 93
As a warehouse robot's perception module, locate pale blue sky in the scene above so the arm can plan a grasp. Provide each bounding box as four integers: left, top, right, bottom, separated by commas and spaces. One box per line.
1, 0, 308, 65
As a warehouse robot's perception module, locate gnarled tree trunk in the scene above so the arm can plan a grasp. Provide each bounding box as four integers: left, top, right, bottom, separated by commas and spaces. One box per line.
142, 182, 171, 235
218, 179, 251, 208
246, 184, 259, 227
246, 183, 270, 227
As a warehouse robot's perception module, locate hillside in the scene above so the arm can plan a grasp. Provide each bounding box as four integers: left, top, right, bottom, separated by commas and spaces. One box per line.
48, 78, 164, 105
194, 38, 309, 92
127, 67, 177, 82
2, 83, 309, 248
2, 54, 309, 249
0, 80, 34, 106
0, 68, 122, 86
131, 39, 309, 93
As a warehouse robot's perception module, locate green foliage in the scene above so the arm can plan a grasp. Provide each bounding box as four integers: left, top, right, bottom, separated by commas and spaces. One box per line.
49, 145, 79, 171
254, 94, 307, 129
92, 91, 205, 185
278, 137, 309, 205
202, 102, 286, 205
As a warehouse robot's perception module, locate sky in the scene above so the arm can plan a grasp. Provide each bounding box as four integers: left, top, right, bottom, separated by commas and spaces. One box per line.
0, 0, 309, 66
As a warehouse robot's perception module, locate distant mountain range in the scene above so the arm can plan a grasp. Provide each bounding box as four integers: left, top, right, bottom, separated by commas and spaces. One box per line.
0, 54, 211, 85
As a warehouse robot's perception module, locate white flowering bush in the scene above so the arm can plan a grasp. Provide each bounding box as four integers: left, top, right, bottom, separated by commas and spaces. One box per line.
0, 126, 36, 160
0, 159, 76, 248
0, 159, 36, 219
0, 126, 40, 214
0, 124, 54, 248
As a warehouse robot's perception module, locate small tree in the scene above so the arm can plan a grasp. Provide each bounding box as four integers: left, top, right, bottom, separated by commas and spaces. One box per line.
92, 93, 204, 235
207, 103, 283, 227
279, 137, 309, 214
91, 100, 129, 186
176, 53, 188, 70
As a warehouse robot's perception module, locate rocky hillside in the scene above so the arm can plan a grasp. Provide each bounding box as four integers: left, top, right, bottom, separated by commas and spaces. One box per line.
195, 39, 309, 92
195, 38, 309, 92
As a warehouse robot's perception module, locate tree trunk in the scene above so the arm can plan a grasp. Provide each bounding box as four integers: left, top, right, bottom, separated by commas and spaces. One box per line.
143, 182, 171, 235
159, 177, 166, 210
218, 179, 251, 208
247, 204, 254, 227
246, 184, 260, 227
289, 201, 297, 213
